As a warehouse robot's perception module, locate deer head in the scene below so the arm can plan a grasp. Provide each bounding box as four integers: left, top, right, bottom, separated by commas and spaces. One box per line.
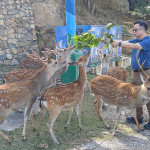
96, 47, 114, 75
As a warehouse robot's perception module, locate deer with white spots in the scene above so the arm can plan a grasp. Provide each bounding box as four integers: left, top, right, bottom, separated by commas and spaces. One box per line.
36, 51, 90, 145
20, 53, 44, 70
90, 49, 150, 135
19, 47, 65, 70
4, 38, 74, 84
4, 47, 74, 85
0, 52, 67, 143
93, 48, 129, 116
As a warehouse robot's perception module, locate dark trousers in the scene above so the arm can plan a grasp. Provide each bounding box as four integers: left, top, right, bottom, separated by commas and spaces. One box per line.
131, 70, 150, 122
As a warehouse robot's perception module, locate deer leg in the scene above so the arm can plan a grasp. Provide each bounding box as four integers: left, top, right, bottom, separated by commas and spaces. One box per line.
47, 111, 60, 145
94, 97, 105, 120
36, 106, 47, 136
131, 109, 141, 130
96, 98, 110, 129
93, 100, 99, 117
76, 102, 83, 130
22, 100, 35, 140
31, 110, 37, 131
0, 110, 11, 143
112, 106, 121, 136
65, 107, 73, 129
0, 130, 10, 143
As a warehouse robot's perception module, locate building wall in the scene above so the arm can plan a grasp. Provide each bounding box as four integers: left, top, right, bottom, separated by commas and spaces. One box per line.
0, 0, 38, 65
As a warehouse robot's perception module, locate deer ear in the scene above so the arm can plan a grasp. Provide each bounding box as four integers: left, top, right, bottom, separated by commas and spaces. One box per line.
140, 74, 146, 83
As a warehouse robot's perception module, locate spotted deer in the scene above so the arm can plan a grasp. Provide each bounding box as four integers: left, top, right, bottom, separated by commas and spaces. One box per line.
19, 47, 62, 70
5, 46, 74, 85
35, 51, 90, 145
97, 47, 129, 82
90, 49, 150, 135
93, 48, 129, 115
20, 53, 44, 69
0, 52, 66, 143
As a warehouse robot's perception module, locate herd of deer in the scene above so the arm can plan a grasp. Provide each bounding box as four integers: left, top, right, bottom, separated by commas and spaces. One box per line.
0, 40, 150, 145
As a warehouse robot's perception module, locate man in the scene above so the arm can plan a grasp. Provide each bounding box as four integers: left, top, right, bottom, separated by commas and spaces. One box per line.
111, 20, 150, 129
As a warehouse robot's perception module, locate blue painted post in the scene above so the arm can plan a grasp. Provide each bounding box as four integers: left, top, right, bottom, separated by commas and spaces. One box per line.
66, 0, 76, 42
61, 0, 83, 83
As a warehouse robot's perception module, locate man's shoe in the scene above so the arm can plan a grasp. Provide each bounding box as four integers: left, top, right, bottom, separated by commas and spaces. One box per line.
126, 116, 143, 124
144, 122, 150, 130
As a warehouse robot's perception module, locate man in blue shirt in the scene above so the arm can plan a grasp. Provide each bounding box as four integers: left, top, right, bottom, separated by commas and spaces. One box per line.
111, 20, 150, 130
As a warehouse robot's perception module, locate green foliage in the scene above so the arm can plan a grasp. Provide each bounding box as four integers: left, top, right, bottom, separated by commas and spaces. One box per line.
36, 31, 44, 42
73, 30, 99, 49
73, 23, 115, 50
130, 0, 150, 14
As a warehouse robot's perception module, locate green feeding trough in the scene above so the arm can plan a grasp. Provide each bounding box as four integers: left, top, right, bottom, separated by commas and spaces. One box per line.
61, 49, 83, 84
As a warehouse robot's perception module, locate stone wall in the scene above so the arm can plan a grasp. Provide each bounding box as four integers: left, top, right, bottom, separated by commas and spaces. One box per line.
0, 0, 38, 65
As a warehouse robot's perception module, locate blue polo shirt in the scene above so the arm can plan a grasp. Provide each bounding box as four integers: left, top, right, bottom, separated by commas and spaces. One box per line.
129, 36, 150, 70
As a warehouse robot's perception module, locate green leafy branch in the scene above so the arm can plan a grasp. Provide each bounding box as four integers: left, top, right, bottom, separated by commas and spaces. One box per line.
73, 23, 115, 49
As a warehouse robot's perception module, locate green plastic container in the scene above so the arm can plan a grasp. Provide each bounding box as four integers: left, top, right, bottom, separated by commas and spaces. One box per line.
61, 49, 83, 83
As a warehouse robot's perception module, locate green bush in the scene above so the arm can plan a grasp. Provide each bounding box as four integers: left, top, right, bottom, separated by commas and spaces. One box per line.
130, 0, 150, 14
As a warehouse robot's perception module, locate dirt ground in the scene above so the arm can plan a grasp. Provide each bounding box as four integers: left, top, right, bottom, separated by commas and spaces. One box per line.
71, 103, 150, 150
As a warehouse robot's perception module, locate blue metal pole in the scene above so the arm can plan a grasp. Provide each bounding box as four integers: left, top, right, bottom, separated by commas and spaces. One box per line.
66, 0, 76, 39
61, 0, 83, 83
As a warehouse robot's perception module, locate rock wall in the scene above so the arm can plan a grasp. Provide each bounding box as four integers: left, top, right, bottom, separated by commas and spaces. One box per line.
0, 0, 38, 65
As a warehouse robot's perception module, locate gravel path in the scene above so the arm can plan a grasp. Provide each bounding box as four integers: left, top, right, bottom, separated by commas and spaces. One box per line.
71, 105, 150, 150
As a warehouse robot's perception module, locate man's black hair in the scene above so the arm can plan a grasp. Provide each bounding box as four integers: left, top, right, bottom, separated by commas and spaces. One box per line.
134, 20, 148, 31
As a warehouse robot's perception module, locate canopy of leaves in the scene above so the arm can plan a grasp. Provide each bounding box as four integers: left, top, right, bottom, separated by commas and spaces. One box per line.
73, 23, 115, 49
129, 0, 150, 14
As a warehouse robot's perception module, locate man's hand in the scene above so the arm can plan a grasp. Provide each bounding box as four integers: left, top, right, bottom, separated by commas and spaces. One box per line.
111, 40, 121, 47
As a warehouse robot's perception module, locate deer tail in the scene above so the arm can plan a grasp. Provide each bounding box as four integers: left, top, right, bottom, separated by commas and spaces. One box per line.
38, 89, 48, 108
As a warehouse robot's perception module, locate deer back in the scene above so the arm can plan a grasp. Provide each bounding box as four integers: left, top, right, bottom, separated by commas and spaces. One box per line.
4, 69, 37, 83
90, 75, 140, 107
20, 54, 44, 69
108, 66, 129, 82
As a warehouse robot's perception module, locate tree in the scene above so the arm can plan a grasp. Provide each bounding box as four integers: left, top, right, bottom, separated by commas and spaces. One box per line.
129, 0, 150, 14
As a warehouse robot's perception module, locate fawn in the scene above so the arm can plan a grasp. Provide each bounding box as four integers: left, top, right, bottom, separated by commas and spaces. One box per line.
93, 48, 129, 116
90, 49, 150, 135
36, 51, 90, 144
0, 52, 66, 142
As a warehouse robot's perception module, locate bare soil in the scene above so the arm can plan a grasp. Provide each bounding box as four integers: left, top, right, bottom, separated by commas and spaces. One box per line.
71, 104, 150, 150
